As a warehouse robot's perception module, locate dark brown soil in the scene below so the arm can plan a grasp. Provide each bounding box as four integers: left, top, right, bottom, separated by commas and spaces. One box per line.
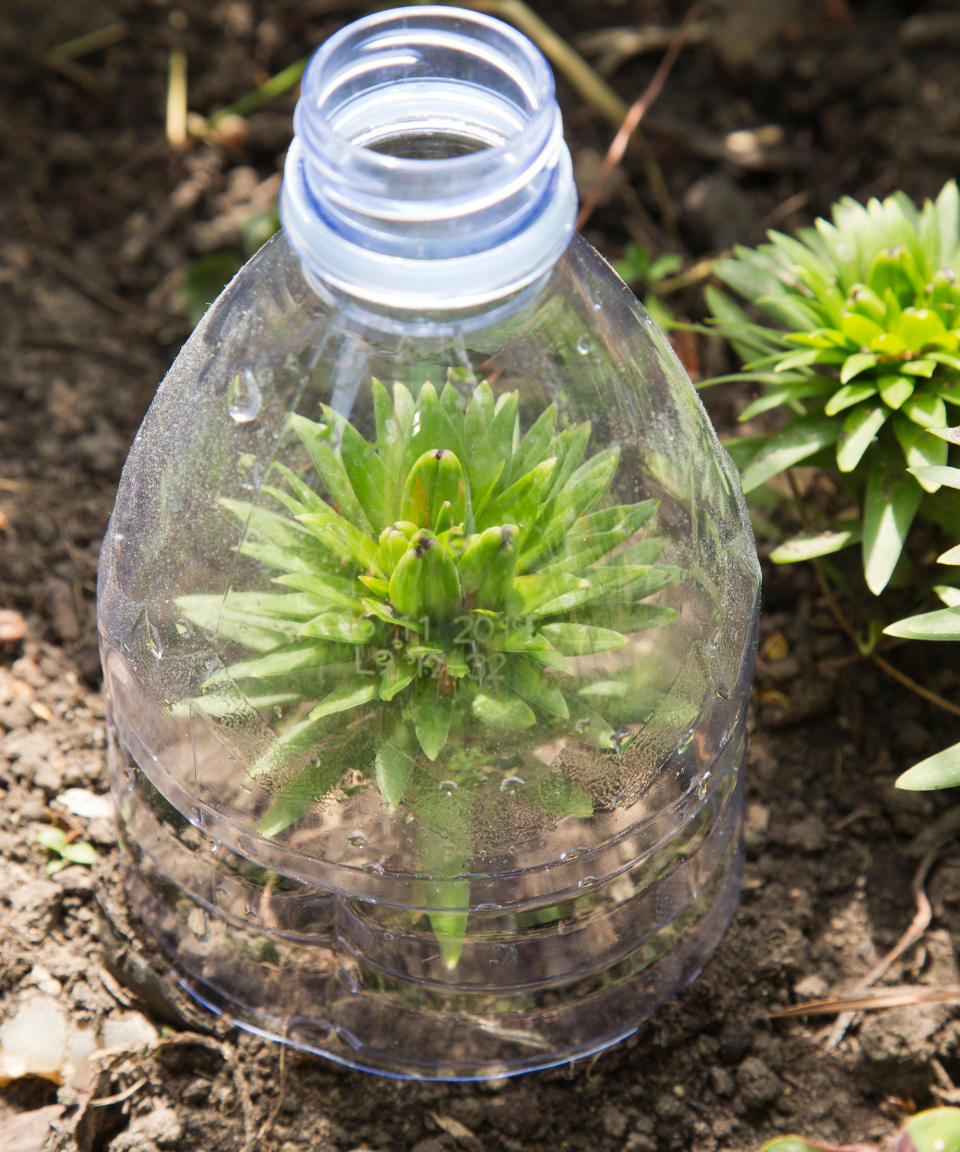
3, 2, 960, 1150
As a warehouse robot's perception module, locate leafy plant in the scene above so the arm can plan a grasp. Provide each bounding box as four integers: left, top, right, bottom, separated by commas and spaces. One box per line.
181, 208, 280, 326
706, 181, 960, 596
35, 825, 97, 876
613, 241, 683, 330
179, 370, 677, 964
884, 463, 960, 789
759, 1106, 960, 1152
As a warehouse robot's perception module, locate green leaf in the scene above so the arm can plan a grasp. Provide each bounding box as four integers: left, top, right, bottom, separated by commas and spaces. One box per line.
220, 498, 327, 575
900, 1108, 960, 1152
410, 678, 454, 760
884, 604, 960, 640
35, 826, 68, 853
740, 417, 840, 493
507, 404, 557, 485
824, 381, 878, 417
259, 752, 347, 838
539, 623, 628, 655
895, 417, 950, 487
322, 405, 392, 533
308, 679, 379, 721
775, 348, 824, 373
471, 692, 536, 729
478, 455, 558, 533
299, 612, 377, 645
375, 741, 416, 809
903, 391, 948, 429
297, 506, 379, 571
219, 641, 351, 683
862, 447, 923, 594
61, 842, 97, 867
270, 571, 363, 612
836, 403, 887, 473
379, 656, 417, 701
507, 659, 569, 719
770, 527, 860, 563
287, 413, 374, 536
738, 378, 836, 423
839, 310, 885, 345
840, 351, 878, 384
878, 375, 914, 409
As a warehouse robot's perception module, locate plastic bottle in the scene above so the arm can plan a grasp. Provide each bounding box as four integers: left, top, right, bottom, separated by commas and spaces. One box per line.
98, 5, 760, 1080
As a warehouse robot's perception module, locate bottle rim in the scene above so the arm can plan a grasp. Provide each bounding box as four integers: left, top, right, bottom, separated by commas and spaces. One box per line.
279, 4, 576, 310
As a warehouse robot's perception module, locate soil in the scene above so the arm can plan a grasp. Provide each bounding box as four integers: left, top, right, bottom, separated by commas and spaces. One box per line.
3, 1, 960, 1150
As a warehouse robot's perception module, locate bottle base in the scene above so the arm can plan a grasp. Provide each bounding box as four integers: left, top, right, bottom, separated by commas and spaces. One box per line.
110, 729, 745, 1082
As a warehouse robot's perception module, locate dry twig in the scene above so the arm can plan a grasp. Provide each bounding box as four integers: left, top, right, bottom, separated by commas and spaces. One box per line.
576, 3, 702, 233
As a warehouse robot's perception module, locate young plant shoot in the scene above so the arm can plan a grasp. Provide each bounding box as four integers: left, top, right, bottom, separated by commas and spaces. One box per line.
178, 371, 677, 964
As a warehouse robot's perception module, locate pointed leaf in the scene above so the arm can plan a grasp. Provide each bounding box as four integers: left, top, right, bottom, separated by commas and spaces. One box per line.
836, 403, 887, 472
770, 527, 861, 563
899, 743, 960, 790
471, 692, 536, 729
539, 623, 628, 656
308, 679, 379, 721
840, 351, 878, 384
411, 678, 454, 760
375, 741, 416, 809
824, 381, 878, 417
740, 417, 840, 493
884, 605, 960, 640
863, 448, 923, 594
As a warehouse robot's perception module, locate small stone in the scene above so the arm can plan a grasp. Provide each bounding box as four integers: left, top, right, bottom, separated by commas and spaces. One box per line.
132, 1107, 183, 1147
100, 1011, 159, 1051
744, 803, 770, 852
737, 1055, 782, 1108
784, 814, 827, 854
600, 1103, 629, 1138
0, 1105, 65, 1152
793, 974, 829, 1000
0, 993, 68, 1084
710, 1066, 735, 1097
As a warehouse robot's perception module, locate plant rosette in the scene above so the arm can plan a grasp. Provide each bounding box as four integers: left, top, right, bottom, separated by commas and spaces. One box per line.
177, 371, 679, 963
706, 181, 960, 596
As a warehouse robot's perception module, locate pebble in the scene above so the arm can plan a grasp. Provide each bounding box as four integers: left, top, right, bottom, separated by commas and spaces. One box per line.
101, 1011, 160, 1051
737, 1055, 782, 1108
132, 1107, 184, 1147
784, 814, 827, 855
600, 1103, 629, 1138
710, 1066, 735, 1097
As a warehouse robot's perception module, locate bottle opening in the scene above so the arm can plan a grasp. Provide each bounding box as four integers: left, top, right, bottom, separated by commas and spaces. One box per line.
279, 5, 576, 311
364, 132, 492, 160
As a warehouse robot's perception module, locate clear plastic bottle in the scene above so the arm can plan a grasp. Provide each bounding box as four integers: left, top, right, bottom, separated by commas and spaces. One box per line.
98, 5, 760, 1080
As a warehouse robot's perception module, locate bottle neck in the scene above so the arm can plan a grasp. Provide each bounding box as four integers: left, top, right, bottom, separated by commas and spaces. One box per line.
279, 5, 576, 312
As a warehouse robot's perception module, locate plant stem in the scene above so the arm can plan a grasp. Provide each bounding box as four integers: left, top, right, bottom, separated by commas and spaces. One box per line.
812, 559, 960, 719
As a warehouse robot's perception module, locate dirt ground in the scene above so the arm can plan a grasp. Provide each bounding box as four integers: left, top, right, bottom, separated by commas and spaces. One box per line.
3, 1, 960, 1150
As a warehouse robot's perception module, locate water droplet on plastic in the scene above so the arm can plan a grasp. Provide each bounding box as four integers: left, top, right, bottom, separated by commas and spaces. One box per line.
560, 845, 589, 862
228, 368, 261, 423
362, 860, 385, 876
338, 967, 360, 995
438, 780, 458, 794
174, 619, 192, 637
574, 717, 590, 735
209, 842, 218, 853
577, 876, 599, 890
347, 832, 369, 849
576, 336, 591, 356
500, 775, 524, 794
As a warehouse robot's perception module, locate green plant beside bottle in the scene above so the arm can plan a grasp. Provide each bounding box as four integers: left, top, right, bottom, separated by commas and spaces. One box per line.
705, 181, 960, 790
